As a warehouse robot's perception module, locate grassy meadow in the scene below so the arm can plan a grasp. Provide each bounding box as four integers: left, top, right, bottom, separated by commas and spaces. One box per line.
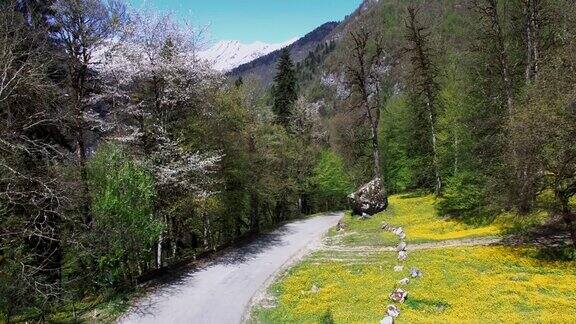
253, 194, 576, 323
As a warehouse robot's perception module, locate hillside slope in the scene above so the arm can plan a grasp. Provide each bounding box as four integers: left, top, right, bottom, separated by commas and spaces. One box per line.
229, 0, 381, 85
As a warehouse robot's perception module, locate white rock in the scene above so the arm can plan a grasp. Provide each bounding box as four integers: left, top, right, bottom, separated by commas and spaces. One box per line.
396, 242, 407, 252
311, 283, 319, 293
380, 315, 395, 324
399, 277, 410, 285
389, 288, 408, 303
410, 267, 423, 278
387, 304, 401, 317
393, 265, 404, 272
398, 250, 408, 261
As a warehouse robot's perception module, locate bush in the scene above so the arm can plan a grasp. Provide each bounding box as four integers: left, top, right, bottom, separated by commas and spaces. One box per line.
83, 144, 163, 287
436, 171, 491, 223
319, 309, 335, 324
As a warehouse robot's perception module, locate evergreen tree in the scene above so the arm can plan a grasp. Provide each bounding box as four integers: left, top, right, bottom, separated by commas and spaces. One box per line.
272, 49, 297, 128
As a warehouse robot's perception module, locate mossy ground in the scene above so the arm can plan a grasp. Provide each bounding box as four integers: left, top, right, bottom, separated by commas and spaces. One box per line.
254, 194, 576, 323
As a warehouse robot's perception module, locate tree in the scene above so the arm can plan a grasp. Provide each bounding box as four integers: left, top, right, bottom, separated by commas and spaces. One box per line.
84, 144, 162, 287
472, 0, 514, 117
0, 4, 72, 318
101, 10, 221, 269
342, 26, 386, 182
311, 150, 353, 210
51, 0, 128, 225
272, 48, 297, 129
404, 6, 442, 196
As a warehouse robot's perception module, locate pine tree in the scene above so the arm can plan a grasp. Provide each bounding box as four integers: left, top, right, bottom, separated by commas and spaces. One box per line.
272, 49, 297, 128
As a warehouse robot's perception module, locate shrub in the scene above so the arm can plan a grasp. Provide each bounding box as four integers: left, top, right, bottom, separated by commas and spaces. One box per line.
83, 144, 163, 287
436, 171, 491, 223
319, 309, 335, 324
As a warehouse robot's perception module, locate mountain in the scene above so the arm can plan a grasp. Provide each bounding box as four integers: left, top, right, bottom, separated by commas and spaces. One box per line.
228, 22, 339, 84
228, 0, 381, 85
199, 38, 297, 72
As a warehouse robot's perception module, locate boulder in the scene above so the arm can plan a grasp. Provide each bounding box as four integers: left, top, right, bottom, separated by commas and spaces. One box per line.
380, 315, 395, 324
348, 178, 388, 216
398, 251, 408, 261
393, 265, 404, 272
396, 242, 407, 252
398, 278, 410, 285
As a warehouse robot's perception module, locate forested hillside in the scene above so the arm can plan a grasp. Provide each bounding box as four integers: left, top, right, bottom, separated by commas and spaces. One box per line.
1, 0, 576, 322
296, 0, 576, 231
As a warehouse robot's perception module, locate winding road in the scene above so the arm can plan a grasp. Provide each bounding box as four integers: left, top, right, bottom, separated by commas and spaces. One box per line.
119, 212, 342, 324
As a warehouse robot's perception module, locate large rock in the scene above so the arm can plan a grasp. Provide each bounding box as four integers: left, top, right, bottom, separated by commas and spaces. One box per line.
348, 177, 388, 216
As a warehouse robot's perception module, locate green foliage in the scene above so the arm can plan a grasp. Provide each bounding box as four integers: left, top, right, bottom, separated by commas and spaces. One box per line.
272, 49, 298, 128
436, 172, 489, 222
319, 309, 335, 324
85, 144, 162, 287
380, 95, 413, 193
310, 150, 353, 210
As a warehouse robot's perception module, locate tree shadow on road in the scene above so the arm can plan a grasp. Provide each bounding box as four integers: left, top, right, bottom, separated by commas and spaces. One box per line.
120, 225, 294, 320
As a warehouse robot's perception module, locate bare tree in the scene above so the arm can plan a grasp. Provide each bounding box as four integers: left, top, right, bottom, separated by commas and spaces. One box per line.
0, 4, 73, 318
343, 26, 386, 181
51, 0, 127, 225
472, 0, 514, 117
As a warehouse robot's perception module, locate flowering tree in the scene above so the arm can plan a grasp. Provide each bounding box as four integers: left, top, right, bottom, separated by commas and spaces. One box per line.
99, 10, 221, 267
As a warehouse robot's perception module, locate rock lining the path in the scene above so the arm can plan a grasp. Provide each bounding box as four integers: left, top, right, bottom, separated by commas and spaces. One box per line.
380, 316, 394, 324
410, 267, 423, 278
380, 218, 423, 323
389, 288, 408, 303
387, 304, 401, 317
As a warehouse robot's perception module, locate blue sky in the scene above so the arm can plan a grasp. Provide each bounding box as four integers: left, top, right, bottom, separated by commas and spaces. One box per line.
125, 0, 362, 44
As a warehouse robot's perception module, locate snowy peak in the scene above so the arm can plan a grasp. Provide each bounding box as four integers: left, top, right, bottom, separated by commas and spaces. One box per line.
199, 38, 297, 72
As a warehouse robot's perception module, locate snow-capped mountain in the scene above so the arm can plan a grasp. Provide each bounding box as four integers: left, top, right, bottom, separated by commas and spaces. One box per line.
199, 38, 297, 72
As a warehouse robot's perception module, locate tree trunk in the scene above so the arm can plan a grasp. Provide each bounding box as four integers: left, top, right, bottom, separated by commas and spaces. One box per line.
156, 232, 162, 269
370, 119, 382, 180
524, 0, 541, 83
525, 0, 534, 82
250, 192, 260, 234
562, 212, 576, 247
427, 101, 442, 196
481, 0, 514, 116
203, 212, 211, 249
453, 133, 460, 175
